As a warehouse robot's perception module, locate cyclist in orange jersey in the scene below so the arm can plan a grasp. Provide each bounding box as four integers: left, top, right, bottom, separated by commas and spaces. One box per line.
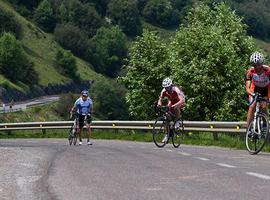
245, 52, 270, 127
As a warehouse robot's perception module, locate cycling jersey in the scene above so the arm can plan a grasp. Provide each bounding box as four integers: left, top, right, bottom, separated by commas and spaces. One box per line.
159, 85, 185, 105
75, 97, 93, 115
246, 65, 270, 97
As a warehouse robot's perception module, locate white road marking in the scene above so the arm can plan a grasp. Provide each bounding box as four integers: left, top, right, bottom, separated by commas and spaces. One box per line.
166, 149, 173, 152
246, 172, 270, 180
216, 163, 236, 168
179, 152, 191, 156
195, 157, 209, 161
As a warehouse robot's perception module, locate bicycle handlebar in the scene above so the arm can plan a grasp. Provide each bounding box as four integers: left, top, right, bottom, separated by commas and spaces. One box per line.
247, 93, 269, 106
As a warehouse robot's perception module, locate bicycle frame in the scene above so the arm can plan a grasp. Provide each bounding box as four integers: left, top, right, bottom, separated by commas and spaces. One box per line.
246, 93, 270, 154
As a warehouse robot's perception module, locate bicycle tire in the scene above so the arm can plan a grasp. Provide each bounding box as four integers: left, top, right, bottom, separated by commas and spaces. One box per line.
246, 114, 269, 154
172, 119, 184, 148
153, 119, 167, 148
68, 125, 75, 145
73, 128, 78, 145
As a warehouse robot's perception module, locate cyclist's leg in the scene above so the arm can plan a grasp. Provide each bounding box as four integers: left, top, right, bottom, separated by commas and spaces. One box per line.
78, 115, 84, 143
247, 96, 256, 126
86, 115, 92, 143
162, 121, 169, 143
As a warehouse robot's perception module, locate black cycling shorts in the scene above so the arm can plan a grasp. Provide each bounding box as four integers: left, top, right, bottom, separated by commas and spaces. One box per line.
254, 86, 268, 97
77, 114, 92, 128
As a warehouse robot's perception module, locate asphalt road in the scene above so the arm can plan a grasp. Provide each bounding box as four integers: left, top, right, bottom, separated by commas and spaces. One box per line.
1, 139, 270, 200
0, 96, 60, 113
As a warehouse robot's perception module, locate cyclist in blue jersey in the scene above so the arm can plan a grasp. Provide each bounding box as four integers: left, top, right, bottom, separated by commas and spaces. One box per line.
70, 90, 93, 145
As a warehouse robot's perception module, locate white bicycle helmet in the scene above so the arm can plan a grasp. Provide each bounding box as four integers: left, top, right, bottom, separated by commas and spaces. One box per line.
250, 52, 264, 65
162, 78, 172, 88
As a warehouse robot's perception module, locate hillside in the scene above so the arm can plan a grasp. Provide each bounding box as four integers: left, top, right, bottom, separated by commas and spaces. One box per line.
0, 1, 107, 90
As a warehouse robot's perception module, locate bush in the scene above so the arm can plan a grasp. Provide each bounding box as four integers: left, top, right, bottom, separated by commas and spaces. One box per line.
87, 26, 128, 77
56, 49, 79, 79
54, 23, 88, 58
34, 0, 56, 32
0, 32, 38, 85
143, 0, 180, 27
54, 93, 78, 119
0, 8, 21, 38
107, 0, 142, 36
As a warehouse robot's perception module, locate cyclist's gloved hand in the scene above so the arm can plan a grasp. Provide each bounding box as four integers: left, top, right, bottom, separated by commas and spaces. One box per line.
69, 111, 75, 119
251, 93, 256, 97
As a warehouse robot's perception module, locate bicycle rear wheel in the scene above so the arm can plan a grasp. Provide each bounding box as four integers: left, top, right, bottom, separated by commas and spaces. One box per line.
246, 114, 269, 154
172, 120, 184, 148
153, 119, 167, 148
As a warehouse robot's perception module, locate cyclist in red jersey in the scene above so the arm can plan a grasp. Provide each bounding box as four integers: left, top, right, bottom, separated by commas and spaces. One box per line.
245, 52, 270, 127
157, 77, 186, 143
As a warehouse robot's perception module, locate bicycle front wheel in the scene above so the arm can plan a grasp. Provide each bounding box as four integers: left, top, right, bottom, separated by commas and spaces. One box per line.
246, 114, 269, 154
153, 119, 167, 148
68, 126, 75, 145
172, 120, 184, 148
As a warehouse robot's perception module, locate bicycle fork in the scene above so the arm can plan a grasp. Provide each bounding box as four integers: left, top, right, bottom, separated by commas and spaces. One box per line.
253, 102, 261, 135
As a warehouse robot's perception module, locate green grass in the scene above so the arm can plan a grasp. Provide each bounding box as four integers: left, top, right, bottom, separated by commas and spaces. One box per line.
142, 20, 177, 42
0, 1, 109, 88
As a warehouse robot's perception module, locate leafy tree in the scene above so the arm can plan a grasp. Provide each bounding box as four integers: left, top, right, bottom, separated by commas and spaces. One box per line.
34, 0, 56, 32
0, 32, 38, 85
54, 23, 88, 58
0, 8, 21, 38
8, 0, 42, 10
107, 0, 142, 36
168, 2, 256, 121
68, 0, 103, 37
56, 49, 79, 79
143, 0, 180, 27
58, 3, 69, 23
91, 79, 130, 120
88, 26, 128, 77
121, 2, 257, 121
120, 30, 169, 119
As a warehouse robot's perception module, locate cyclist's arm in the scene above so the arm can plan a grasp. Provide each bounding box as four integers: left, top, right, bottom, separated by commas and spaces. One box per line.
158, 90, 166, 106
245, 80, 254, 96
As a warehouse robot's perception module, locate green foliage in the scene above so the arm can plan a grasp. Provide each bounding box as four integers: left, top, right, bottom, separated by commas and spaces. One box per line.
91, 79, 130, 120
33, 0, 56, 32
0, 8, 21, 38
54, 23, 88, 58
107, 0, 142, 36
56, 49, 79, 79
169, 2, 256, 121
54, 92, 78, 119
143, 0, 180, 27
0, 32, 39, 85
229, 0, 270, 41
120, 30, 169, 119
88, 26, 128, 77
122, 2, 257, 121
67, 0, 103, 37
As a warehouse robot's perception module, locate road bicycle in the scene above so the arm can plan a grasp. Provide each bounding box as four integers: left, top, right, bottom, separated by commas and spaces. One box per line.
246, 93, 269, 154
68, 114, 79, 145
152, 105, 184, 148
68, 113, 92, 145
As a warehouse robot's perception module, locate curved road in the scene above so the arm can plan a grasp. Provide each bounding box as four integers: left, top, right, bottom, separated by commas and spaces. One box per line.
1, 139, 270, 200
0, 96, 60, 113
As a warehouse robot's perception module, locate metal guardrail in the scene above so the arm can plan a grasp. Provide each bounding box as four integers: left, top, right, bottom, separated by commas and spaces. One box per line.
0, 121, 247, 133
